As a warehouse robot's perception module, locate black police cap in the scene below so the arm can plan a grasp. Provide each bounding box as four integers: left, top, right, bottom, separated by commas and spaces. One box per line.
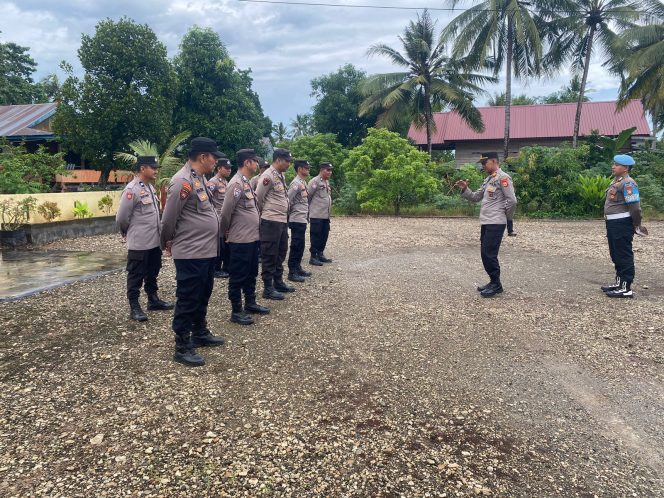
273, 148, 293, 162
236, 148, 259, 166
190, 137, 225, 158
478, 151, 499, 163
319, 162, 334, 170
294, 159, 311, 170
135, 156, 158, 171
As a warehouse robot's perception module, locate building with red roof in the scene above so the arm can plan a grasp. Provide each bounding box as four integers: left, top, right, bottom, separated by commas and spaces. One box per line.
407, 100, 651, 166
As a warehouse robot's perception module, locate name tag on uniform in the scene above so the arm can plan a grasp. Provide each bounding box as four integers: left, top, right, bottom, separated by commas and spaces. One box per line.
245, 190, 254, 199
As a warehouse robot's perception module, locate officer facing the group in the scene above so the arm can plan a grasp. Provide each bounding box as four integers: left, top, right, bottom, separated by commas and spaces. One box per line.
256, 148, 295, 298
161, 137, 226, 367
208, 157, 232, 279
220, 149, 270, 325
455, 152, 517, 297
287, 159, 312, 282
116, 156, 174, 321
307, 162, 334, 266
601, 154, 644, 298
250, 158, 270, 191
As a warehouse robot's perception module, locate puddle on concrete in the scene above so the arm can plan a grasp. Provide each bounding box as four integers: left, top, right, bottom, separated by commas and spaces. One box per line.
0, 250, 126, 301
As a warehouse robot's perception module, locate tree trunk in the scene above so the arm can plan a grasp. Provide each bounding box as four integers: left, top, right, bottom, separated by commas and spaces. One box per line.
395, 198, 400, 216
573, 28, 595, 148
503, 17, 513, 161
425, 85, 433, 156
651, 103, 660, 150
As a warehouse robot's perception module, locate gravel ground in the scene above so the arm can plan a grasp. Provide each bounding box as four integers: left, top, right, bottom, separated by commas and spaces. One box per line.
1, 217, 663, 497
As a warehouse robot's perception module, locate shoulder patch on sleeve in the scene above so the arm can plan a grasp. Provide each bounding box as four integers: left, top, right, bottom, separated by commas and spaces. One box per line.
125, 192, 133, 200
623, 182, 640, 204
179, 181, 192, 200
263, 177, 270, 186
501, 177, 509, 188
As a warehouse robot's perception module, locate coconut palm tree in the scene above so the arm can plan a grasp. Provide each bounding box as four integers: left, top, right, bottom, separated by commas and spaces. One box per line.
114, 131, 191, 199
361, 10, 495, 155
271, 122, 291, 143
442, 0, 545, 159
290, 114, 315, 137
614, 8, 664, 149
539, 0, 659, 147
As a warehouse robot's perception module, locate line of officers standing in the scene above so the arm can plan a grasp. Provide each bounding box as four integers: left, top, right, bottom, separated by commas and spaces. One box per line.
116, 137, 334, 367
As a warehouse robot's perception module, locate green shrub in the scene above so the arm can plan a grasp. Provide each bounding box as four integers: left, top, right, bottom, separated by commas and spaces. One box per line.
37, 201, 61, 222
98, 194, 114, 215
577, 175, 611, 216
72, 200, 93, 219
0, 141, 66, 194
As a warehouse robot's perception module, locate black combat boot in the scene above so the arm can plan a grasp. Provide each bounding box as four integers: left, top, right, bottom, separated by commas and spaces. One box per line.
476, 282, 492, 292
192, 321, 225, 347
309, 253, 324, 266
318, 253, 333, 263
606, 280, 634, 298
274, 277, 295, 292
230, 302, 254, 325
129, 299, 148, 321
480, 281, 503, 298
601, 275, 621, 293
244, 296, 270, 315
262, 279, 285, 300
214, 269, 229, 279
288, 270, 305, 283
297, 265, 312, 277
173, 334, 205, 367
147, 293, 174, 311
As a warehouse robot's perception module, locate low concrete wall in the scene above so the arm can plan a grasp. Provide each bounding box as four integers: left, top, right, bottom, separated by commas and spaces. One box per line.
0, 191, 123, 223
27, 216, 118, 245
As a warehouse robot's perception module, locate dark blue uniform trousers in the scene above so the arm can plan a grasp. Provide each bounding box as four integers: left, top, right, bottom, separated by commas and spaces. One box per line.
227, 241, 260, 304
606, 218, 635, 283
480, 224, 505, 283
172, 258, 215, 337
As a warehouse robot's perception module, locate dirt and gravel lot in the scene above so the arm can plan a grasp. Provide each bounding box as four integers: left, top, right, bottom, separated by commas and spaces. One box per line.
1, 217, 663, 497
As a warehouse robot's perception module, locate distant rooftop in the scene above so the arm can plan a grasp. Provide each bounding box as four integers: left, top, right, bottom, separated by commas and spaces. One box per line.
408, 100, 651, 145
0, 103, 57, 139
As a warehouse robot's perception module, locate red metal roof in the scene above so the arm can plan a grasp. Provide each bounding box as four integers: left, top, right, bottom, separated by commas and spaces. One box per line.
408, 100, 651, 145
0, 103, 57, 138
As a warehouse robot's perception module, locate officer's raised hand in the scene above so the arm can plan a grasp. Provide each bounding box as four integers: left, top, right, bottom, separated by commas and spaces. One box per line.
455, 179, 469, 191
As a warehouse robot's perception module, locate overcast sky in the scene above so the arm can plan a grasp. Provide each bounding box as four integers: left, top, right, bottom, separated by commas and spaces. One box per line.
1, 0, 620, 126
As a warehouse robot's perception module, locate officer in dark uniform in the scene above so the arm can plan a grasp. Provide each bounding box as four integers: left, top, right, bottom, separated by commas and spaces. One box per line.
601, 154, 644, 298
220, 149, 270, 325
456, 152, 517, 297
161, 137, 226, 367
287, 160, 312, 282
116, 156, 174, 321
208, 157, 232, 278
255, 148, 295, 298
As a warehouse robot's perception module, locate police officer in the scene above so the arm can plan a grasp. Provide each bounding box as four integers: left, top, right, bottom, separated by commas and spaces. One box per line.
116, 156, 174, 321
161, 137, 226, 367
256, 148, 295, 298
287, 159, 312, 282
601, 154, 644, 298
250, 158, 270, 191
455, 152, 517, 297
307, 162, 333, 266
208, 157, 232, 278
220, 149, 270, 325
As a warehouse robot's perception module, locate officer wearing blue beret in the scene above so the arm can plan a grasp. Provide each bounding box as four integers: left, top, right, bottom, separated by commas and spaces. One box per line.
601, 154, 645, 298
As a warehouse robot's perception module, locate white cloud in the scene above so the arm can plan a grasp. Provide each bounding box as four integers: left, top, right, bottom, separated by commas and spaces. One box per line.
0, 0, 622, 124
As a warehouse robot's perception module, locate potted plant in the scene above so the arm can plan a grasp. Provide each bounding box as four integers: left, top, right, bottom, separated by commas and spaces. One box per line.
0, 197, 37, 247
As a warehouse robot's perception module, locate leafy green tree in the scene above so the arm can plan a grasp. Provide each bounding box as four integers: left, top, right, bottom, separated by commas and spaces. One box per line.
443, 0, 544, 159
488, 93, 537, 106
361, 10, 494, 155
32, 74, 61, 103
277, 133, 348, 189
173, 27, 270, 158
311, 64, 378, 147
53, 18, 177, 185
341, 128, 437, 214
0, 36, 38, 105
357, 152, 438, 215
0, 141, 66, 194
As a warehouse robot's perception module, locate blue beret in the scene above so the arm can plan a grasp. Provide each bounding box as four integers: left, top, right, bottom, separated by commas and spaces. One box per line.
613, 154, 635, 167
